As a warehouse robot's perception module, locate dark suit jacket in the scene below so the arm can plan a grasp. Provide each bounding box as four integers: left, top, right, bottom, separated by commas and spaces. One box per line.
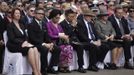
60, 20, 80, 43
6, 22, 27, 52
27, 19, 51, 45
0, 16, 7, 40
20, 15, 34, 29
108, 14, 130, 39
77, 19, 99, 44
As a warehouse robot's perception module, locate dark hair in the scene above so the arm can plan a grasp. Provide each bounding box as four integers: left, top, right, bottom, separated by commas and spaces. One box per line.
49, 9, 62, 19
0, 1, 7, 5
65, 9, 77, 16
114, 5, 123, 13
128, 5, 134, 12
26, 4, 35, 10
35, 8, 44, 14
11, 8, 21, 19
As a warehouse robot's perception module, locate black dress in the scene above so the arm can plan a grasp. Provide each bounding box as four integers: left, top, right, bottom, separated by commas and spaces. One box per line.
6, 22, 32, 56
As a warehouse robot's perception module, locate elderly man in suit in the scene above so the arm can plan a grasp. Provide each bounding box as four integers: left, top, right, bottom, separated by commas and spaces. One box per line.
108, 5, 134, 69
77, 8, 109, 71
27, 8, 61, 75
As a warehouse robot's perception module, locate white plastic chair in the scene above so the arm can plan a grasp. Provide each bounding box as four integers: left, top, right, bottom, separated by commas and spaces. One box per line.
2, 31, 32, 75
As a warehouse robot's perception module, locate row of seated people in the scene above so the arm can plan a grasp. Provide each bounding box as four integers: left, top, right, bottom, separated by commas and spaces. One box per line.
1, 5, 134, 75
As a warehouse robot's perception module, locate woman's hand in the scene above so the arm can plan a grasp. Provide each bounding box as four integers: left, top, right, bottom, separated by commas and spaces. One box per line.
105, 35, 110, 41
109, 35, 114, 41
58, 33, 65, 38
22, 41, 33, 47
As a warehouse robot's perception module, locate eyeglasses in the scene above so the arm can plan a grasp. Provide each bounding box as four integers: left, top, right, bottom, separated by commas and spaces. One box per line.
129, 10, 134, 12
30, 10, 35, 12
17, 5, 22, 7
37, 13, 44, 15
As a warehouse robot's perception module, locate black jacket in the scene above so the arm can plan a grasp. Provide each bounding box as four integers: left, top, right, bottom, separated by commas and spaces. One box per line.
108, 14, 130, 39
27, 19, 51, 45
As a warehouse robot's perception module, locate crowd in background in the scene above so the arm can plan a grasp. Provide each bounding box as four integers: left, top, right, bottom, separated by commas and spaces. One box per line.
0, 0, 134, 75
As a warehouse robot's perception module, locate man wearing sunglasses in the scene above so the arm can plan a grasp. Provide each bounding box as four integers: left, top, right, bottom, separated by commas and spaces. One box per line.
21, 5, 35, 28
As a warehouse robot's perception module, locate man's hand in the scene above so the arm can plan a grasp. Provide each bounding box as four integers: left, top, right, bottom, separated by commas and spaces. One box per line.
105, 35, 110, 41
42, 43, 54, 51
109, 35, 114, 41
92, 40, 101, 46
121, 34, 132, 41
0, 40, 4, 46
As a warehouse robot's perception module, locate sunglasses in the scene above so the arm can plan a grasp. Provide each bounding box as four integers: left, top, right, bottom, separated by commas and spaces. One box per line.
129, 10, 134, 12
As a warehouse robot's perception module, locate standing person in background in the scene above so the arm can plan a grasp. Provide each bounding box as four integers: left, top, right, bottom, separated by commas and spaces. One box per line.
0, 1, 8, 73
121, 2, 129, 19
107, 1, 115, 16
128, 6, 134, 45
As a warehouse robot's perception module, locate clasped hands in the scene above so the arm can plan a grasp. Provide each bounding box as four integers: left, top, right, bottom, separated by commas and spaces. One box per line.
105, 34, 114, 41
42, 43, 54, 51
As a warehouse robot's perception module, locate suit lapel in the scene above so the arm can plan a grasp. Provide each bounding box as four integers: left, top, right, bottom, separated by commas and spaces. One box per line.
33, 19, 42, 30
81, 19, 89, 37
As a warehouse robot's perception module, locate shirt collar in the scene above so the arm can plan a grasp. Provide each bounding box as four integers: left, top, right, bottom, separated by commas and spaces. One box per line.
0, 12, 4, 18
128, 16, 134, 22
35, 19, 41, 24
114, 14, 121, 21
83, 19, 88, 25
65, 19, 70, 25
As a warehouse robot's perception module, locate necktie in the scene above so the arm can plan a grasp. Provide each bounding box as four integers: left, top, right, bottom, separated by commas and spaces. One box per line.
119, 20, 124, 35
39, 21, 42, 30
88, 22, 95, 40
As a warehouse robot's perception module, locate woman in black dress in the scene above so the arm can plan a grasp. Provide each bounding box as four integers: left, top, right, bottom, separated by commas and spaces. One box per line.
6, 8, 41, 75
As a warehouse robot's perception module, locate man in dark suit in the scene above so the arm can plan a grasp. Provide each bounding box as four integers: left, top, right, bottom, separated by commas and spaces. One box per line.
28, 8, 60, 75
0, 1, 8, 73
21, 5, 35, 29
77, 9, 109, 71
108, 5, 134, 69
60, 9, 86, 73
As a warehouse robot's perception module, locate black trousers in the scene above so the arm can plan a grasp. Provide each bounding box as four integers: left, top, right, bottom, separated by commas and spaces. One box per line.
0, 45, 4, 73
122, 41, 132, 62
112, 40, 132, 62
36, 45, 48, 73
36, 45, 60, 73
84, 43, 109, 66
72, 44, 84, 68
49, 45, 61, 68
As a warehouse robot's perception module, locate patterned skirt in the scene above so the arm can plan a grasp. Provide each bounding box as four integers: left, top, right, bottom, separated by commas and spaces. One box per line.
59, 45, 73, 67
